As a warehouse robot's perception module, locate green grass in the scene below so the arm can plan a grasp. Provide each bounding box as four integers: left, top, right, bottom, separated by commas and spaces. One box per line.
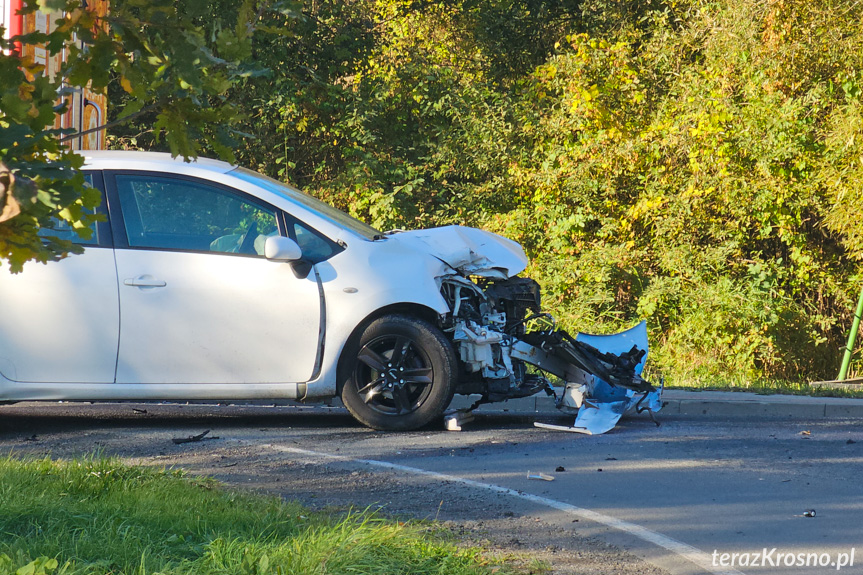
657, 374, 863, 398
0, 456, 516, 575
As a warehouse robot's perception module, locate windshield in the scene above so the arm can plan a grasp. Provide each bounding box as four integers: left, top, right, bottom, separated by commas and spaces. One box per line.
230, 167, 381, 241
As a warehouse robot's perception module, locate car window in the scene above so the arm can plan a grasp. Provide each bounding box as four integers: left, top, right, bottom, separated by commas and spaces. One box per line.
230, 167, 382, 241
115, 175, 278, 256
38, 173, 106, 246
289, 220, 342, 264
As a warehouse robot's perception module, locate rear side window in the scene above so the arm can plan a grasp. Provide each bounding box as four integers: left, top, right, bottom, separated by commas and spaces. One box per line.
38, 173, 107, 246
114, 174, 279, 256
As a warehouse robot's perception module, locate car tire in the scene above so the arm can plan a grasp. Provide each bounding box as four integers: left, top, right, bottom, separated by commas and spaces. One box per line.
341, 314, 457, 431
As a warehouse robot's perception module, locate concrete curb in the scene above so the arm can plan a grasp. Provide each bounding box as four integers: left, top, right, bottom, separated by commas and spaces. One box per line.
447, 390, 863, 420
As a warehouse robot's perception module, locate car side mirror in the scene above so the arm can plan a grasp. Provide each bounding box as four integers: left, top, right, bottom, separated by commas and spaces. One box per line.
265, 236, 302, 262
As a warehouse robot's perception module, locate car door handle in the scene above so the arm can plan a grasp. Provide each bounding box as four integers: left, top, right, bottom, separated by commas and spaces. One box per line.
124, 276, 167, 288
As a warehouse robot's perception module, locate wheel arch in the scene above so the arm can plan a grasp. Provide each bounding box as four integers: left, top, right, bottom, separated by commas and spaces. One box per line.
335, 303, 448, 395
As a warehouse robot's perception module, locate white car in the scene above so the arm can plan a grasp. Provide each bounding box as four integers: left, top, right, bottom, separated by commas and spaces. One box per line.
0, 151, 655, 431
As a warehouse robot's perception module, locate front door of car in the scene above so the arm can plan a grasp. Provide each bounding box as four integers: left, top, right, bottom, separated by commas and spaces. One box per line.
106, 172, 322, 384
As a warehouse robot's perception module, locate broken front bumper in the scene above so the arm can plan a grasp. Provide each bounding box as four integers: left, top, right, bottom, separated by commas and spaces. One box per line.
441, 274, 661, 434
450, 320, 663, 435
518, 321, 662, 434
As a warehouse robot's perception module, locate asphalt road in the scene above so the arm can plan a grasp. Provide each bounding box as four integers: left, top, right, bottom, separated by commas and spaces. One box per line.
0, 401, 861, 575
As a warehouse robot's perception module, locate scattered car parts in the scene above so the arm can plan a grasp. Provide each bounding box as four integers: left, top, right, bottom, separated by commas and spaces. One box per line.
416, 233, 662, 435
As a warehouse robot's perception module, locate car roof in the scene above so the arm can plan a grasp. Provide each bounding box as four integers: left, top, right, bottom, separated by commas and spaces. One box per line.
81, 151, 235, 175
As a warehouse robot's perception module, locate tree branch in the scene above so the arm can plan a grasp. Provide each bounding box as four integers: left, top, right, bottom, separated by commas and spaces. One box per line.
58, 104, 157, 143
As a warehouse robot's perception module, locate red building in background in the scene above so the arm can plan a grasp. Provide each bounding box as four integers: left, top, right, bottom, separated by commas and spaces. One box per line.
1, 0, 23, 49
2, 0, 108, 151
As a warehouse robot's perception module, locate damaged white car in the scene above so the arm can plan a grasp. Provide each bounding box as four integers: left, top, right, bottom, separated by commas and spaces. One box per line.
0, 151, 660, 433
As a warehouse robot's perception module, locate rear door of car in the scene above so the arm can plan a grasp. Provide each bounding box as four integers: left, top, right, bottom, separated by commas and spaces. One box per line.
105, 171, 323, 384
0, 172, 120, 384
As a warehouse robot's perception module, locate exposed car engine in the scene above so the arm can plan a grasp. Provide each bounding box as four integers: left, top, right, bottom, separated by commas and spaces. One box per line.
439, 274, 662, 434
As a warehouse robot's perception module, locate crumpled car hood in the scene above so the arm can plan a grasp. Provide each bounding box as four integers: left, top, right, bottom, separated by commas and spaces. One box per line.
388, 225, 528, 279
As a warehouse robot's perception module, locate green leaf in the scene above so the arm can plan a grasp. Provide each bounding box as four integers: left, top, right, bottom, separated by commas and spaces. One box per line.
115, 99, 145, 121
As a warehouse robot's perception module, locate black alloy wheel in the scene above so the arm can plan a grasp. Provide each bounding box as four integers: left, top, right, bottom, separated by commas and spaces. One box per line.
341, 314, 457, 431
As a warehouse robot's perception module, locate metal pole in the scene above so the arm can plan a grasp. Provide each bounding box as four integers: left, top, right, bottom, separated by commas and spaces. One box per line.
838, 284, 863, 381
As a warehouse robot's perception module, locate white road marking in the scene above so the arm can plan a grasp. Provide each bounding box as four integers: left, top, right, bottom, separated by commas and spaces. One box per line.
264, 444, 744, 575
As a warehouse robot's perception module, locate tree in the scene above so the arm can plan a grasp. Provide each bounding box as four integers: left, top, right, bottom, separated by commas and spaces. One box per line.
0, 0, 297, 272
